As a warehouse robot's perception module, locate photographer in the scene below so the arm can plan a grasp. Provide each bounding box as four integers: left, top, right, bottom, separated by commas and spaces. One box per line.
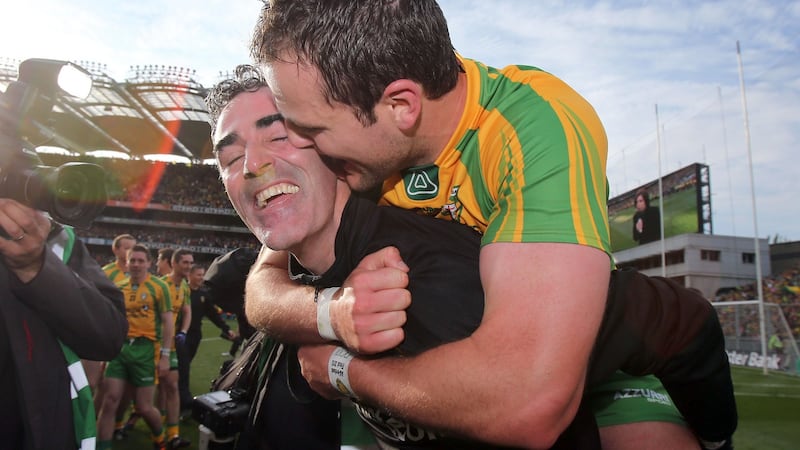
0, 198, 128, 449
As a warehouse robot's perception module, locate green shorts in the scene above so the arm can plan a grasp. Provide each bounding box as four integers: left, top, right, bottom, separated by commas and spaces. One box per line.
586, 372, 686, 427
105, 337, 158, 387
169, 349, 178, 370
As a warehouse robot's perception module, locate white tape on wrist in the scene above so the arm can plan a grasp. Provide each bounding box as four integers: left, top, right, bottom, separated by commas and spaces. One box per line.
316, 287, 339, 341
328, 346, 356, 398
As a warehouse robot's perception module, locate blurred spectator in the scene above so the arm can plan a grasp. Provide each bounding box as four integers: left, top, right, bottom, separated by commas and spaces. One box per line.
715, 265, 800, 338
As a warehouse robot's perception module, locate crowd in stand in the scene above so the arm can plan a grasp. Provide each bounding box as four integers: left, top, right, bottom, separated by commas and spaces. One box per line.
42, 156, 260, 262
100, 159, 232, 209
79, 224, 258, 251
715, 265, 800, 338
40, 154, 231, 209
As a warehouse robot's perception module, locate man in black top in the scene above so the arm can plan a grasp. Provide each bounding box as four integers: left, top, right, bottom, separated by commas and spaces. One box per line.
178, 263, 238, 413
202, 248, 258, 346
632, 190, 662, 245
207, 66, 735, 449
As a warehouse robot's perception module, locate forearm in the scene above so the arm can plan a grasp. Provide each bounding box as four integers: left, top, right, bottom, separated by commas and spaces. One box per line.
179, 306, 191, 334
348, 328, 584, 448
204, 299, 230, 332
161, 312, 175, 350
337, 243, 608, 448
244, 248, 325, 343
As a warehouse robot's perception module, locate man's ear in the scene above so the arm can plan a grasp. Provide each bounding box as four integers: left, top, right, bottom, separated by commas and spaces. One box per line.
381, 79, 422, 132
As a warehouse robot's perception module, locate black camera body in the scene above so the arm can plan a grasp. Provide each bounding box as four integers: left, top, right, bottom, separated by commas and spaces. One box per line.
193, 389, 250, 438
0, 59, 107, 230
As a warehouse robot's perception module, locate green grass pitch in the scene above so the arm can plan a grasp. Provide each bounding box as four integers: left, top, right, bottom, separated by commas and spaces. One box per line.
111, 319, 800, 449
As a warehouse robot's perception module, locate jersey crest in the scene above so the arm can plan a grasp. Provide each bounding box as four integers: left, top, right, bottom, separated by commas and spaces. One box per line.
403, 164, 439, 200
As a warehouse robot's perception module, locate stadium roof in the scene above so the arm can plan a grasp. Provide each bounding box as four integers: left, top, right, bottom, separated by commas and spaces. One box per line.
1, 58, 216, 161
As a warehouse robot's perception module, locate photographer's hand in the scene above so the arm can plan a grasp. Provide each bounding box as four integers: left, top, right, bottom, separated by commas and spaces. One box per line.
0, 199, 50, 283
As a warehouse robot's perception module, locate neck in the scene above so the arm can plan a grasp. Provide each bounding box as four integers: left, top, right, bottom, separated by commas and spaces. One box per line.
131, 273, 147, 285
291, 182, 351, 275
412, 71, 468, 165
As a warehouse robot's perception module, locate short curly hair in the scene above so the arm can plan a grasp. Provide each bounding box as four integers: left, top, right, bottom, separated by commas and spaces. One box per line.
205, 64, 269, 135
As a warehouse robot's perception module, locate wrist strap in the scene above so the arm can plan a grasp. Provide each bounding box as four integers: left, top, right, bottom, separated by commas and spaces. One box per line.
316, 287, 339, 341
328, 347, 356, 398
160, 348, 171, 356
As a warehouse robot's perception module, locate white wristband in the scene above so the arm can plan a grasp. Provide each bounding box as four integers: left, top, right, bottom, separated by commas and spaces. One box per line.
316, 287, 339, 341
328, 346, 356, 398
160, 348, 171, 356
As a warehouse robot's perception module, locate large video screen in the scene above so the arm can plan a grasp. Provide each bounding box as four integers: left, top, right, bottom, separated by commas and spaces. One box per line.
608, 163, 707, 252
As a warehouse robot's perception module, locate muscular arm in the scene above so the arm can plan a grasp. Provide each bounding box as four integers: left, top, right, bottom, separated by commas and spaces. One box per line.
302, 242, 610, 449
245, 245, 410, 353
245, 247, 321, 342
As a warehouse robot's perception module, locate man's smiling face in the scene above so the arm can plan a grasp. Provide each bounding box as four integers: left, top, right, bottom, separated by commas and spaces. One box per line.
213, 86, 340, 253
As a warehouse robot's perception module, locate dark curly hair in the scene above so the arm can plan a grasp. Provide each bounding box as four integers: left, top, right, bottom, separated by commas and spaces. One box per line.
205, 64, 268, 135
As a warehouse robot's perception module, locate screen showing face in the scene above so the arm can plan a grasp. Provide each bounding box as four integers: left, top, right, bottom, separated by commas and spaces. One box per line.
608, 163, 705, 252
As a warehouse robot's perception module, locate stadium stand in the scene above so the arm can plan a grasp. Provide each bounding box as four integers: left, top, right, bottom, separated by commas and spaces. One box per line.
3, 56, 798, 346
46, 155, 262, 265
1, 58, 260, 264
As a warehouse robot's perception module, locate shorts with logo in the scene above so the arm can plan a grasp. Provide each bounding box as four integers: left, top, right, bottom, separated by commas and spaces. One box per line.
105, 337, 158, 387
587, 372, 686, 427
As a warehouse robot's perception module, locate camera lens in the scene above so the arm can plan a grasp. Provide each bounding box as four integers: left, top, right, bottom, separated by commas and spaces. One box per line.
53, 170, 86, 211
48, 163, 106, 228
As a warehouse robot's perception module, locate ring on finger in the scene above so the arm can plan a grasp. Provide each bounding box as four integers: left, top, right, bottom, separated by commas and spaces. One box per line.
13, 232, 25, 241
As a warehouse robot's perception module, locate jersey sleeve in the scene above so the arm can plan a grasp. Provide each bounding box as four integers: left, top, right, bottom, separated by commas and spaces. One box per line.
479, 66, 611, 254
155, 278, 173, 313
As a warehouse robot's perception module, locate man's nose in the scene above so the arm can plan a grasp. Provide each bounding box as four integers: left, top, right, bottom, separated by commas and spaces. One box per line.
243, 142, 277, 179
286, 127, 315, 150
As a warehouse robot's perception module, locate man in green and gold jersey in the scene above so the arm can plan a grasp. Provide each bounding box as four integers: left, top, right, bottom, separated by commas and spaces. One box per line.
102, 234, 136, 285
245, 1, 735, 449
91, 233, 137, 414
96, 244, 174, 450
158, 248, 192, 449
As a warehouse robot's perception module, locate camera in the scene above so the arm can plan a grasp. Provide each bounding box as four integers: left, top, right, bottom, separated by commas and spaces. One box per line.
0, 59, 106, 230
193, 388, 250, 438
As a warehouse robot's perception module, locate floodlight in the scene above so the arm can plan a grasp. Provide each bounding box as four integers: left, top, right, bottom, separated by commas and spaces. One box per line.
18, 58, 92, 99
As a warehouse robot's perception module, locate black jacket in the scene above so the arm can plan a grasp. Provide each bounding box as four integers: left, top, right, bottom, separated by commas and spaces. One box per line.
0, 230, 127, 449
632, 206, 661, 244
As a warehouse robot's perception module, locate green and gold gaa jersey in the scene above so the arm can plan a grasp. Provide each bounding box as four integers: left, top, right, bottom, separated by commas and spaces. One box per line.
161, 275, 191, 349
117, 274, 172, 342
102, 261, 128, 285
380, 56, 610, 254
